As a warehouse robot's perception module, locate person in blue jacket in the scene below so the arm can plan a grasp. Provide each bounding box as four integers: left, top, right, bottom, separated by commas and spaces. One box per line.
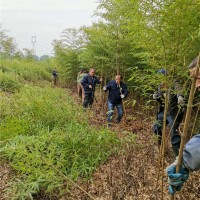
166, 56, 200, 195
81, 68, 101, 108
103, 74, 128, 127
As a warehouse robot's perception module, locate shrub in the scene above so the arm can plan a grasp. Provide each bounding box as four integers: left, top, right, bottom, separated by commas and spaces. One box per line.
0, 71, 22, 92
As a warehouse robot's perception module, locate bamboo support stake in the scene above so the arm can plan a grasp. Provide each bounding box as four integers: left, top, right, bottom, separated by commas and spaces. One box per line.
171, 54, 200, 200
190, 102, 200, 138
119, 83, 127, 119
161, 89, 169, 200
102, 91, 106, 116
100, 61, 103, 103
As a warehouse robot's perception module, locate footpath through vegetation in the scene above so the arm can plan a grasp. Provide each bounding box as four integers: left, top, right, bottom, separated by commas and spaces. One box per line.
1, 0, 200, 198
65, 87, 200, 200
0, 60, 200, 200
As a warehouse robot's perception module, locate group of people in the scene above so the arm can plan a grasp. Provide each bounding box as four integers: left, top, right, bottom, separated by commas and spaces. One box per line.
77, 68, 128, 127
77, 56, 200, 195
52, 56, 199, 195
165, 56, 200, 195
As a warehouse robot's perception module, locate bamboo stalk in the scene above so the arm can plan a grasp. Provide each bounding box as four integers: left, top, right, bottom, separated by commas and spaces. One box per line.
190, 96, 199, 138
171, 54, 200, 200
119, 83, 127, 119
41, 156, 95, 200
102, 91, 106, 116
161, 89, 169, 200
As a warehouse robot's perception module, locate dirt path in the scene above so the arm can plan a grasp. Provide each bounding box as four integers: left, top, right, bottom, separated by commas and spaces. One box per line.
0, 162, 11, 200
64, 88, 200, 200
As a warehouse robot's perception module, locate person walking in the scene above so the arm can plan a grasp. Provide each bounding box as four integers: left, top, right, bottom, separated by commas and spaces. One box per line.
166, 55, 200, 195
52, 68, 58, 86
103, 74, 128, 127
152, 69, 185, 156
81, 68, 101, 108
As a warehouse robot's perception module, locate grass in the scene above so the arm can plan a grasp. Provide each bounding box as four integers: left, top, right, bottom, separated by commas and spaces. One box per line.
0, 71, 22, 92
0, 59, 53, 85
0, 60, 121, 199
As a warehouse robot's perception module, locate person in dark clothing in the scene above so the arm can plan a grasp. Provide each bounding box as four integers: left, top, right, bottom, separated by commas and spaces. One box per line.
81, 68, 101, 108
152, 69, 185, 156
103, 74, 128, 126
166, 56, 200, 195
166, 134, 200, 195
52, 68, 58, 86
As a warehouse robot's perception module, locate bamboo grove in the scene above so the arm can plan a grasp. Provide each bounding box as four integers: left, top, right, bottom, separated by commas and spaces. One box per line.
53, 0, 199, 96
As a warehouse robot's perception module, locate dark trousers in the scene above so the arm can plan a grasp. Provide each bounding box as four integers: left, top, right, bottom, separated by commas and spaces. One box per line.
153, 110, 183, 156
83, 93, 93, 108
52, 76, 57, 85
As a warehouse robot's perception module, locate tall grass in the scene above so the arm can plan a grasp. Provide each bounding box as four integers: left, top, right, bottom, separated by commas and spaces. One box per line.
0, 59, 53, 84
0, 85, 120, 199
0, 71, 22, 92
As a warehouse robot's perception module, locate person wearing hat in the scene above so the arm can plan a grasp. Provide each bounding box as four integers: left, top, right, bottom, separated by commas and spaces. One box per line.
166, 56, 200, 195
77, 68, 87, 104
152, 68, 185, 156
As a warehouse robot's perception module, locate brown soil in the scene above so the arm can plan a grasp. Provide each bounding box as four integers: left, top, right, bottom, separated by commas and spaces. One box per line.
0, 162, 12, 200
1, 87, 199, 200
63, 88, 200, 200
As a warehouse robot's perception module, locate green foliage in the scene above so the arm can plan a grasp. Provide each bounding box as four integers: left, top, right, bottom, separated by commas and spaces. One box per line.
0, 26, 17, 60
54, 47, 80, 84
54, 0, 199, 98
0, 71, 22, 92
0, 59, 53, 83
0, 85, 120, 199
52, 28, 83, 84
0, 86, 82, 140
2, 129, 118, 199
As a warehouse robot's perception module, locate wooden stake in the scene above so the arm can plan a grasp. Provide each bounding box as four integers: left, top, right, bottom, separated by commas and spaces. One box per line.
119, 83, 127, 119
161, 89, 169, 200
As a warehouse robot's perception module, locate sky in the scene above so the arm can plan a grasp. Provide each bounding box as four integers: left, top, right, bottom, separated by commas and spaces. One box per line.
1, 0, 98, 56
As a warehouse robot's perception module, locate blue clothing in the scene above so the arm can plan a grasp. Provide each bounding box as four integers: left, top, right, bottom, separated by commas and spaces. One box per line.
153, 111, 183, 156
153, 81, 184, 156
81, 74, 101, 94
83, 93, 93, 108
52, 70, 58, 77
107, 101, 123, 123
183, 134, 200, 171
166, 134, 200, 195
106, 80, 128, 105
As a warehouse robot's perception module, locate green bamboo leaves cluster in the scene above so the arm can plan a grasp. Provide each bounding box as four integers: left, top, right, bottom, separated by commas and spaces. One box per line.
0, 60, 120, 199
54, 0, 199, 98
